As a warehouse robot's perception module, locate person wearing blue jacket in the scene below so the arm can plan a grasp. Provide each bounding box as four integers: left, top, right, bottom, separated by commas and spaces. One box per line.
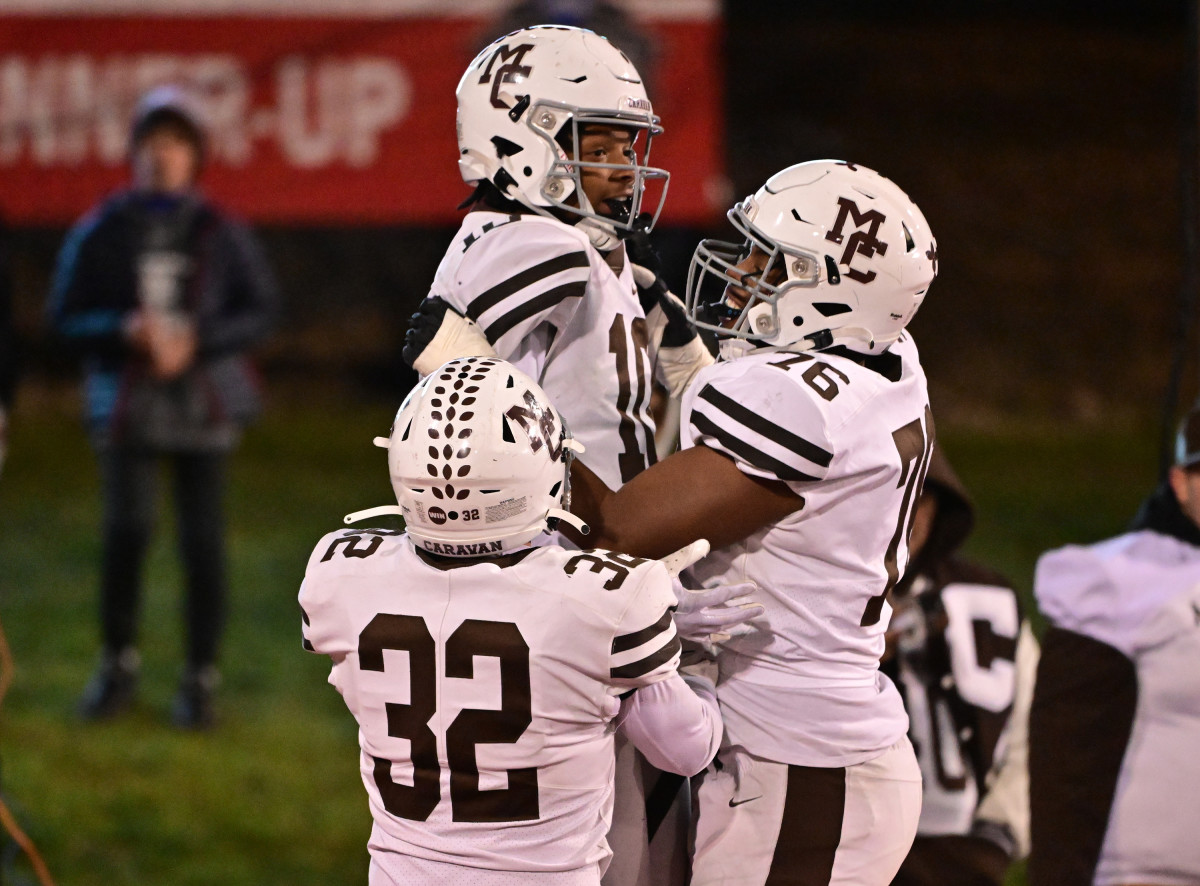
47, 84, 279, 730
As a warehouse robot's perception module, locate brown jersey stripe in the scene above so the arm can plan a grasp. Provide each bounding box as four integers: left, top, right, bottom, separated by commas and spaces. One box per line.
690, 410, 821, 483
697, 383, 834, 467
610, 635, 681, 680
483, 280, 588, 343
612, 609, 674, 654
466, 251, 590, 320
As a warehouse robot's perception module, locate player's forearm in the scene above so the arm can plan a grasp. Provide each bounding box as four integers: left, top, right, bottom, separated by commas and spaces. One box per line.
567, 456, 701, 557
616, 673, 722, 776
569, 447, 801, 558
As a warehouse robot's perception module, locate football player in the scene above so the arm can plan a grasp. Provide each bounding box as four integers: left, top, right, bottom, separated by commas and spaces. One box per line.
565, 160, 939, 885
1027, 405, 1200, 886
884, 447, 1038, 886
398, 25, 717, 885
401, 24, 713, 492
298, 357, 758, 886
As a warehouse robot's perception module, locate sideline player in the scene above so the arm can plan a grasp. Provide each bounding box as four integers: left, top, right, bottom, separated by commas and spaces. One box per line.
298, 357, 755, 886
1028, 404, 1200, 886
566, 160, 939, 884
885, 447, 1037, 886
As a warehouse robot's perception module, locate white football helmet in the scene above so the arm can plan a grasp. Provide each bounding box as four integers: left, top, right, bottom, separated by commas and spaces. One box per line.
686, 160, 937, 356
345, 357, 587, 556
455, 24, 669, 232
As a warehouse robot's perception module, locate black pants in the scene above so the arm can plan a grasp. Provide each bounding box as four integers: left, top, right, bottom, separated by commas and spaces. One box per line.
97, 446, 228, 669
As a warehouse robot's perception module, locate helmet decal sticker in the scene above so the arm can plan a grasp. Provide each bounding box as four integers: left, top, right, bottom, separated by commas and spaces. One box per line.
824, 197, 888, 284
478, 43, 535, 110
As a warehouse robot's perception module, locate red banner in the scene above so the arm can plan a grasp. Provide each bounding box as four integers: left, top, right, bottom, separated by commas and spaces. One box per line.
0, 10, 725, 225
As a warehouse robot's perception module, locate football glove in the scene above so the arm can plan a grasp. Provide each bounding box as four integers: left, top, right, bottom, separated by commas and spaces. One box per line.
661, 540, 764, 645
620, 214, 715, 397
402, 296, 497, 377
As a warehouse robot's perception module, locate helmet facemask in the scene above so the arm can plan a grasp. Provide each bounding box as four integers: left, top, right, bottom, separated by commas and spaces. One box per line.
687, 203, 829, 354
539, 105, 668, 233
685, 160, 937, 359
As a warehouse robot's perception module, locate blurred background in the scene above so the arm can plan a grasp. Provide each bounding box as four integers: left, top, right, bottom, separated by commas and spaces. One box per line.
0, 0, 1190, 883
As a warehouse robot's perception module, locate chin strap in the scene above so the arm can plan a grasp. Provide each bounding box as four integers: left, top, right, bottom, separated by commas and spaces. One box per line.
343, 505, 405, 524
546, 508, 590, 536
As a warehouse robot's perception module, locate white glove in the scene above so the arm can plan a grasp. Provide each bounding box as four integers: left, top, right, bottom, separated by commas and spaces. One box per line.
660, 540, 764, 645
403, 297, 498, 377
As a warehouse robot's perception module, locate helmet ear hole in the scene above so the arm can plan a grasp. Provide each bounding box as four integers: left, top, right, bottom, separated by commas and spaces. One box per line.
813, 303, 852, 318
491, 135, 524, 158
400, 419, 413, 441
502, 415, 516, 443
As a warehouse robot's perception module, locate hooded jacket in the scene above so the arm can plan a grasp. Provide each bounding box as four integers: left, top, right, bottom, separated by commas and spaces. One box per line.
47, 189, 278, 449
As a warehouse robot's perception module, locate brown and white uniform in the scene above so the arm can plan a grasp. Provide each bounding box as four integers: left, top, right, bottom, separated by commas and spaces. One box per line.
299, 530, 721, 886
681, 333, 932, 886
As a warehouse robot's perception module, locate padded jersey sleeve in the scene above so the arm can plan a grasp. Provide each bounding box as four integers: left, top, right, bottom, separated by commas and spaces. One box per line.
682, 360, 835, 489
448, 219, 592, 361
297, 529, 362, 657
1033, 543, 1135, 656
606, 557, 682, 694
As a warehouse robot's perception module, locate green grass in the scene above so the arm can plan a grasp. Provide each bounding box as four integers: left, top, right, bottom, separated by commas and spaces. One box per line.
0, 388, 1161, 885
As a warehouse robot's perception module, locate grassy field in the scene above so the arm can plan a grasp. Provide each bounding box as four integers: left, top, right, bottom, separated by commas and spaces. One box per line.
0, 384, 1162, 885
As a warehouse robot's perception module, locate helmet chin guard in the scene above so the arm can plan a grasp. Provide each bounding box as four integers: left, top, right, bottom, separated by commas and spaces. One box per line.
685, 160, 937, 357
345, 357, 588, 557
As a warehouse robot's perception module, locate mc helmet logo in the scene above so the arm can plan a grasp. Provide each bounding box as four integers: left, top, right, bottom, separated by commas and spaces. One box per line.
478, 43, 535, 110
824, 197, 888, 284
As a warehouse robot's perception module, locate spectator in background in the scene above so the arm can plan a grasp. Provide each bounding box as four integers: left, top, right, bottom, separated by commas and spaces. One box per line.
884, 447, 1037, 886
0, 214, 17, 477
46, 84, 279, 730
1028, 403, 1200, 885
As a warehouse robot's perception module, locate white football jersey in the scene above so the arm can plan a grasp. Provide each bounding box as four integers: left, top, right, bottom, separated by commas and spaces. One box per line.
298, 528, 681, 876
897, 576, 1021, 837
432, 211, 658, 491
681, 333, 933, 767
1035, 531, 1200, 885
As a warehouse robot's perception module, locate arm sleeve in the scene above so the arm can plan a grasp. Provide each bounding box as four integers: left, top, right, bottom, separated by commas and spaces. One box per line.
615, 672, 722, 776
45, 213, 128, 354
297, 531, 358, 657
452, 223, 590, 357
607, 561, 682, 693
975, 620, 1040, 860
683, 365, 834, 488
1033, 544, 1136, 655
1027, 625, 1136, 886
197, 218, 280, 356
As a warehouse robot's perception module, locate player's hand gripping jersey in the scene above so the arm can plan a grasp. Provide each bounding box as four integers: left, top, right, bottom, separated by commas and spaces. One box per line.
431, 212, 657, 490
682, 333, 934, 767
299, 528, 684, 876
